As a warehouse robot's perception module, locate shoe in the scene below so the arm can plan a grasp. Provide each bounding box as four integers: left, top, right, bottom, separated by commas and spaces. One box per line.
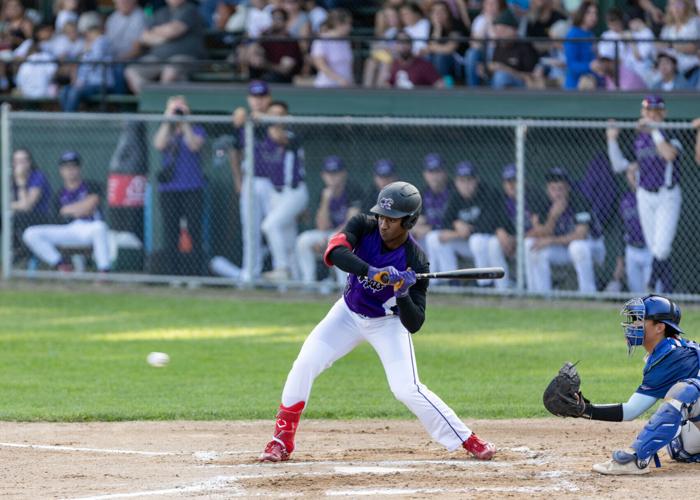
262, 269, 289, 282
464, 433, 496, 460
259, 440, 290, 462
593, 450, 650, 475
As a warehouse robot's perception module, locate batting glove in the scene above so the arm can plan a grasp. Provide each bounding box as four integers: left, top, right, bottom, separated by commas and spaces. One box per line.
394, 269, 417, 298
368, 265, 402, 285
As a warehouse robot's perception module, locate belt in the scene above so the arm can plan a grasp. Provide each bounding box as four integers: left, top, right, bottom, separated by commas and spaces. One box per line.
272, 181, 302, 192
643, 183, 677, 193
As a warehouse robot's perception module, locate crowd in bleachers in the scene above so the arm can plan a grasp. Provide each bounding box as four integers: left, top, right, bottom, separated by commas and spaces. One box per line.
0, 0, 699, 106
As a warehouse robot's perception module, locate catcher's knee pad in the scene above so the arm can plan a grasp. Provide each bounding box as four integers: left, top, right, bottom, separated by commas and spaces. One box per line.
668, 422, 700, 463
632, 402, 682, 461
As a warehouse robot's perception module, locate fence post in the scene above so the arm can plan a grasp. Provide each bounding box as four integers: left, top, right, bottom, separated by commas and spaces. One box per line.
1, 103, 11, 281
515, 121, 526, 293
242, 118, 255, 284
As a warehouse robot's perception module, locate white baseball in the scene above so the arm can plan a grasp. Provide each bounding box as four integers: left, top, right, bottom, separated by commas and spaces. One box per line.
147, 352, 170, 367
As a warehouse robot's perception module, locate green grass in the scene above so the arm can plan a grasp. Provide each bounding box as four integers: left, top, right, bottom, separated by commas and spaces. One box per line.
1, 288, 695, 421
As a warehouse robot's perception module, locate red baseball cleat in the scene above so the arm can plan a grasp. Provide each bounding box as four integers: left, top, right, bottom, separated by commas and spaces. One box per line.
464, 433, 496, 460
259, 440, 290, 462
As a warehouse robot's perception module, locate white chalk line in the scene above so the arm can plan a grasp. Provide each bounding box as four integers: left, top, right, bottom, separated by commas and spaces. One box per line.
0, 442, 182, 457
325, 482, 581, 496
66, 475, 246, 500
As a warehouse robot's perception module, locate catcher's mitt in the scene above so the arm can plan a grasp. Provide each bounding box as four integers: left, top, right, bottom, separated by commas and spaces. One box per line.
542, 362, 589, 418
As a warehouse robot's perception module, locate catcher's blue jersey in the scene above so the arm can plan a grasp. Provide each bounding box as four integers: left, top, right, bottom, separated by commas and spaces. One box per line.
637, 338, 700, 399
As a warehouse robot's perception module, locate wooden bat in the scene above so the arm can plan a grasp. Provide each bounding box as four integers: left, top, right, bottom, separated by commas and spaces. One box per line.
375, 267, 505, 284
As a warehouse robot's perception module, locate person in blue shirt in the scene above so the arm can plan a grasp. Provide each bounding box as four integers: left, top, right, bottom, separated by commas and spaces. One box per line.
563, 0, 598, 90
576, 295, 700, 474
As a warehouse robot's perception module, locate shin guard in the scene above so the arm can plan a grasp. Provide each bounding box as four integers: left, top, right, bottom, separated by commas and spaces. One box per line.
631, 402, 682, 462
273, 401, 305, 453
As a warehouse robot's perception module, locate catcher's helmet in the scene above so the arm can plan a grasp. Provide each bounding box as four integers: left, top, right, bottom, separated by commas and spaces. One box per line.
621, 294, 682, 354
643, 294, 682, 334
370, 181, 422, 230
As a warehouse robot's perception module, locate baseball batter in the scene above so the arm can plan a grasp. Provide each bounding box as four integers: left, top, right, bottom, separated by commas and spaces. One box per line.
607, 95, 682, 293
545, 295, 700, 474
259, 181, 496, 463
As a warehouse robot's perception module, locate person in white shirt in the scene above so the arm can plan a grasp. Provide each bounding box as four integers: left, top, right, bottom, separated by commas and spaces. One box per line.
400, 2, 431, 55
311, 9, 353, 88
659, 0, 700, 87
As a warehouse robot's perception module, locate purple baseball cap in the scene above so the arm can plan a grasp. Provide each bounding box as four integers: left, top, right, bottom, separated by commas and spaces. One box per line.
58, 150, 81, 166
455, 161, 476, 178
642, 94, 665, 110
322, 155, 345, 173
502, 163, 516, 181
248, 80, 269, 96
423, 153, 443, 171
374, 159, 396, 177
545, 166, 569, 182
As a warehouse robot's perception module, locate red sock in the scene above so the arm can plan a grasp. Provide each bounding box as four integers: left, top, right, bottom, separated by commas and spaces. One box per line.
273, 401, 305, 453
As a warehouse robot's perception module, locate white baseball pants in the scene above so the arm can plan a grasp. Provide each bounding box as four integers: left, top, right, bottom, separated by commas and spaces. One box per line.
625, 244, 653, 294
295, 229, 347, 285
425, 231, 507, 287
281, 298, 473, 451
261, 183, 308, 277
240, 177, 273, 280
525, 237, 605, 293
636, 186, 681, 261
22, 220, 110, 271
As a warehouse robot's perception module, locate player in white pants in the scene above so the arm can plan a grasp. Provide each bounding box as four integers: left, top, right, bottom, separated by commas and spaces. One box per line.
525, 167, 604, 294
22, 151, 110, 272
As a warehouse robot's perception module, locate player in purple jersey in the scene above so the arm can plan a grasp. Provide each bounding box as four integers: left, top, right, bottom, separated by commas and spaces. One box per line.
410, 153, 451, 246
259, 181, 496, 463
607, 95, 682, 293
22, 151, 110, 272
10, 148, 51, 255
361, 159, 399, 213
558, 295, 700, 474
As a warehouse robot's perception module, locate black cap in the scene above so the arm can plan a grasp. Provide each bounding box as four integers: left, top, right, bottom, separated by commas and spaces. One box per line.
374, 159, 396, 177
322, 155, 345, 173
58, 150, 81, 166
248, 80, 269, 96
545, 166, 569, 182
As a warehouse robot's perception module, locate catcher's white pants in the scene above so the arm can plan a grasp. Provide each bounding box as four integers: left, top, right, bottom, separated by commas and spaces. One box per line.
425, 231, 508, 288
295, 228, 347, 285
525, 237, 605, 293
261, 183, 308, 276
625, 244, 653, 294
281, 298, 472, 451
22, 220, 110, 271
636, 186, 681, 261
240, 177, 273, 280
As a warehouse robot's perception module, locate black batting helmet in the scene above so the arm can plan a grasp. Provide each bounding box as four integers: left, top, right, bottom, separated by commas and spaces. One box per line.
370, 181, 422, 230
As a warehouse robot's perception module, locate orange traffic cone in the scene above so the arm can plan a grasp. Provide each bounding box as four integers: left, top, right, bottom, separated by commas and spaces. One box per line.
178, 217, 193, 254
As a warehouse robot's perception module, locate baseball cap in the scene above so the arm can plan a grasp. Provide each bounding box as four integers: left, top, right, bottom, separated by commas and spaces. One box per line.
455, 161, 476, 178
494, 9, 519, 28
502, 163, 516, 181
374, 159, 396, 177
545, 166, 569, 182
642, 94, 665, 110
322, 155, 345, 173
58, 150, 81, 166
423, 153, 443, 172
248, 80, 269, 96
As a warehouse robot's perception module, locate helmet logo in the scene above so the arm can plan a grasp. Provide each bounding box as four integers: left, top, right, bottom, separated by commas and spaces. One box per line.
379, 197, 394, 210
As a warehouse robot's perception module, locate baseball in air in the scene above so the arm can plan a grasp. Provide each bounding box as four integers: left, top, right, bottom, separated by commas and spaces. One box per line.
147, 352, 170, 367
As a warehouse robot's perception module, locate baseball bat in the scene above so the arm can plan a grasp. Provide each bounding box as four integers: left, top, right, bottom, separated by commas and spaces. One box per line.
376, 267, 505, 284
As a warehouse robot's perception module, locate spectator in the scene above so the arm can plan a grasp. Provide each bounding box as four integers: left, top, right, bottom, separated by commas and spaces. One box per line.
245, 0, 273, 38
363, 2, 401, 87
590, 55, 647, 90
247, 8, 303, 83
651, 50, 692, 90
525, 167, 605, 293
420, 0, 463, 79
124, 0, 205, 95
659, 0, 700, 87
362, 159, 399, 213
411, 153, 451, 247
526, 0, 566, 54
260, 101, 309, 281
22, 151, 111, 273
597, 8, 628, 62
400, 2, 431, 55
0, 0, 35, 90
425, 161, 506, 287
464, 0, 506, 87
283, 0, 311, 52
295, 155, 362, 287
563, 0, 598, 90
54, 0, 80, 33
15, 24, 58, 98
46, 19, 84, 61
153, 95, 207, 275
488, 9, 539, 89
10, 148, 51, 256
531, 18, 569, 88
388, 31, 444, 88
305, 0, 328, 33
105, 0, 146, 93
420, 0, 471, 30
60, 17, 114, 111
310, 8, 353, 87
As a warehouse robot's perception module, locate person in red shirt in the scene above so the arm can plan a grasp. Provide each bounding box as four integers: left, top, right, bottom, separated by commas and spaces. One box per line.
388, 31, 444, 88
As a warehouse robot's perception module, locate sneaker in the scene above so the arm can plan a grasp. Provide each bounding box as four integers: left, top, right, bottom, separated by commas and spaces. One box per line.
593, 450, 650, 475
259, 440, 290, 462
464, 433, 496, 460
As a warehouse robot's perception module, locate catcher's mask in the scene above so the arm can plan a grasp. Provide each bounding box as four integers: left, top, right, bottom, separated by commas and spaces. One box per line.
621, 295, 683, 355
621, 297, 646, 355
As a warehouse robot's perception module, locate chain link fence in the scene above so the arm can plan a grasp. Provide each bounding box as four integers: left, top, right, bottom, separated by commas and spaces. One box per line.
2, 108, 698, 299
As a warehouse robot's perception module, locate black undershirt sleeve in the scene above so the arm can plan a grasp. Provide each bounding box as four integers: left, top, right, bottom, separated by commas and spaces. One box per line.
327, 246, 369, 276
397, 287, 426, 334
583, 402, 623, 422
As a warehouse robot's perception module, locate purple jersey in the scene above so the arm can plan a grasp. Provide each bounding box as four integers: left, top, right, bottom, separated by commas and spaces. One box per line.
620, 191, 645, 248
503, 195, 532, 235
328, 183, 363, 228
13, 169, 51, 215
421, 186, 450, 228
55, 180, 103, 222
634, 131, 681, 191
535, 193, 602, 238
158, 125, 207, 193
340, 215, 429, 318
266, 133, 305, 189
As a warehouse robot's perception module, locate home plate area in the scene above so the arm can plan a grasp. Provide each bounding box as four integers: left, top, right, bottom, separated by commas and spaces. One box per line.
1, 419, 699, 498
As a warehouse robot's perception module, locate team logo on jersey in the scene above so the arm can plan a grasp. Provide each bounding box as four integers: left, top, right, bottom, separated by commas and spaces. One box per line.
379, 197, 394, 210
359, 275, 385, 292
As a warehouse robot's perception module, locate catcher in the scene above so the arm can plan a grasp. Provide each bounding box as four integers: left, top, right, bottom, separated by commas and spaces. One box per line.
543, 294, 700, 475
